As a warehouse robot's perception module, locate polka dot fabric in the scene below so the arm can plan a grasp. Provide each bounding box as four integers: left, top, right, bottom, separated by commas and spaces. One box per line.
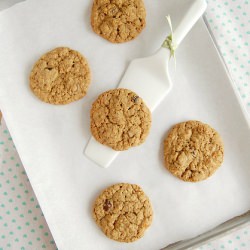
205, 0, 250, 115
0, 0, 250, 249
197, 227, 250, 250
0, 119, 57, 250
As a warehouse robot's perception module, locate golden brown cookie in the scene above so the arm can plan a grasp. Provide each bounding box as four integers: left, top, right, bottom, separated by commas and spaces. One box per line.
164, 121, 224, 182
92, 183, 153, 242
30, 47, 91, 105
91, 88, 151, 151
91, 0, 146, 43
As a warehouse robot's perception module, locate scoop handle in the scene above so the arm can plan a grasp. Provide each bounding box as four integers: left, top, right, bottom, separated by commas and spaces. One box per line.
174, 0, 207, 47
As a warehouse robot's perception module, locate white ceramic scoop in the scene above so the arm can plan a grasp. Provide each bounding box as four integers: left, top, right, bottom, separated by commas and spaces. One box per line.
85, 0, 207, 168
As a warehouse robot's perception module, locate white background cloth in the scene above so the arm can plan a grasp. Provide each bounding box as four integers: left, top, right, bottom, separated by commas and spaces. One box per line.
0, 0, 249, 249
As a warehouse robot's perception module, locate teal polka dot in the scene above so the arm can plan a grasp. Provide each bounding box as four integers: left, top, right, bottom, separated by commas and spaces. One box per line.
236, 235, 240, 239
42, 245, 46, 249
30, 229, 35, 233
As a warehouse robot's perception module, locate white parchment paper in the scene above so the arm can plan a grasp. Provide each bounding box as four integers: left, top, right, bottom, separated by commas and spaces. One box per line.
0, 0, 249, 249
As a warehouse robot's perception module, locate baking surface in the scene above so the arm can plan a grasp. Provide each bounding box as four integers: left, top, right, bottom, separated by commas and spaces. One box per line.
0, 0, 249, 249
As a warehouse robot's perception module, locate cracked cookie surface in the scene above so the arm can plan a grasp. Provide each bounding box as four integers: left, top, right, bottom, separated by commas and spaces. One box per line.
91, 88, 151, 151
91, 0, 146, 43
164, 121, 224, 182
30, 47, 91, 105
92, 183, 153, 242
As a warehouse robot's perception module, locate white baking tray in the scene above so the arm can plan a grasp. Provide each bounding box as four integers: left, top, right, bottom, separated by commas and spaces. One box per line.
0, 0, 249, 249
